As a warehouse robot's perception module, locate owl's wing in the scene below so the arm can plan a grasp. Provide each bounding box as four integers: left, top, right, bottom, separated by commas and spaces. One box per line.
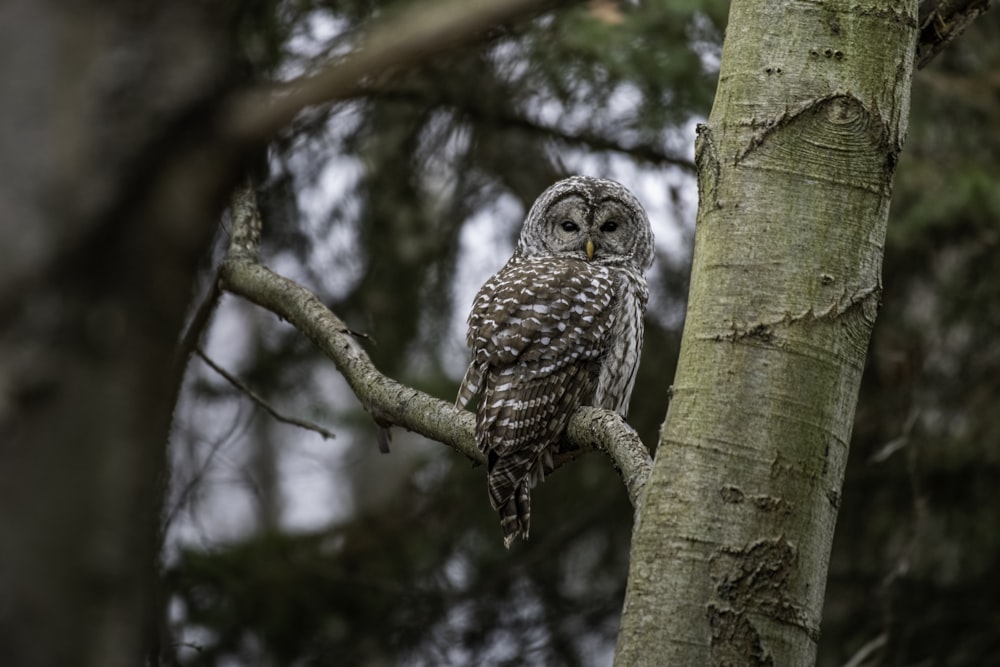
467, 258, 618, 546
468, 257, 617, 454
455, 362, 482, 409
455, 266, 507, 409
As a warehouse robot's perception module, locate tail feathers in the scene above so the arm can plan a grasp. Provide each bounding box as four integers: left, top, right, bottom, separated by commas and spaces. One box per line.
487, 450, 536, 548
498, 480, 531, 549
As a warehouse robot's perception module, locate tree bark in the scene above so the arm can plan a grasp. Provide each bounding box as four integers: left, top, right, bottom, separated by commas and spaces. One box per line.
615, 0, 918, 664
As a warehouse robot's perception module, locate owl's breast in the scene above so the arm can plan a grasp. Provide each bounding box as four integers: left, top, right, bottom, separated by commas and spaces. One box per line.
593, 269, 648, 415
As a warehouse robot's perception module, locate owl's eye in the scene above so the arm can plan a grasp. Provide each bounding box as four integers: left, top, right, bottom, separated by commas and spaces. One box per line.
601, 220, 619, 233
560, 220, 579, 232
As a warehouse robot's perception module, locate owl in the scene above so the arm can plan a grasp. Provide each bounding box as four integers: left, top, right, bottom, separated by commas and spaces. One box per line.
456, 176, 654, 548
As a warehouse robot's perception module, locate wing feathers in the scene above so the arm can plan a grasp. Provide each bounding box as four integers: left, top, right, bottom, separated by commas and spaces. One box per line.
458, 256, 619, 547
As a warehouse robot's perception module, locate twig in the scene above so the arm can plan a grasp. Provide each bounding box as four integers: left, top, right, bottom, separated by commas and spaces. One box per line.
219, 181, 653, 506
162, 414, 249, 532
195, 348, 337, 440
840, 633, 887, 667
173, 275, 223, 378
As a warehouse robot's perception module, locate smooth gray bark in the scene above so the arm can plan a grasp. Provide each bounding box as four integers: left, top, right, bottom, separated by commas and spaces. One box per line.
615, 0, 918, 664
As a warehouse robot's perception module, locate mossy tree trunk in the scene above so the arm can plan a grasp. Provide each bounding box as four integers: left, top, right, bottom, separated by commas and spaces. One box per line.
615, 0, 917, 664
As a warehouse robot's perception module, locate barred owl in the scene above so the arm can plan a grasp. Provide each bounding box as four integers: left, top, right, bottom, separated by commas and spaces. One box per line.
456, 176, 654, 548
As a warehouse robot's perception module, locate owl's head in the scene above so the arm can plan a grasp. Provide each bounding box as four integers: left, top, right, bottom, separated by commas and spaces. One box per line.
516, 176, 654, 270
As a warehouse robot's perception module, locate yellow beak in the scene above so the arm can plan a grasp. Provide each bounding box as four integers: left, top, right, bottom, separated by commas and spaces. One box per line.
586, 237, 595, 260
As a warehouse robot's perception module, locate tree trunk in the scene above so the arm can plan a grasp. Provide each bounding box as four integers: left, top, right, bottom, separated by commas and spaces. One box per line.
615, 0, 917, 664
0, 3, 239, 666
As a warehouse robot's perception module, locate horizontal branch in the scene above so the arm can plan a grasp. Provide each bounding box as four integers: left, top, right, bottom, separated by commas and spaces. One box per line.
226, 0, 564, 141
374, 87, 695, 169
219, 182, 652, 506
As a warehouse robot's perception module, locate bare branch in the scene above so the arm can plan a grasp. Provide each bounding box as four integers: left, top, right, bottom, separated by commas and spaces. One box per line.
219, 181, 653, 506
227, 180, 262, 261
225, 0, 565, 142
917, 0, 993, 69
220, 251, 483, 461
195, 348, 337, 441
565, 407, 653, 508
375, 87, 695, 169
840, 633, 887, 667
173, 274, 223, 381
516, 120, 695, 171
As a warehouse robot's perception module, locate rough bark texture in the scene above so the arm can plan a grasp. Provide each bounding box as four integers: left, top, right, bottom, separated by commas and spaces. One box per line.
615, 0, 917, 664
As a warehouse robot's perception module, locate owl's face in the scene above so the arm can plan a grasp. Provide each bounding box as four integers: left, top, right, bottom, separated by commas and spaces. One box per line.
516, 176, 654, 270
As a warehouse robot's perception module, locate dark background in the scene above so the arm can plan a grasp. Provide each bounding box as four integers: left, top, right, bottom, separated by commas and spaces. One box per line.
159, 2, 1000, 665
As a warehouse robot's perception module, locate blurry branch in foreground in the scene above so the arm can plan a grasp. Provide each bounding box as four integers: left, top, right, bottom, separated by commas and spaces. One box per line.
219, 181, 653, 509
225, 0, 567, 142
375, 87, 697, 170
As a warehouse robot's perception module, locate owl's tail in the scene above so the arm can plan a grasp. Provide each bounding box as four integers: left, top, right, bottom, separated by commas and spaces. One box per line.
486, 450, 534, 548
498, 481, 531, 549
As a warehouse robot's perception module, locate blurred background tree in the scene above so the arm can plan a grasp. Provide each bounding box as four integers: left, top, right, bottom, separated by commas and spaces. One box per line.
2, 0, 992, 665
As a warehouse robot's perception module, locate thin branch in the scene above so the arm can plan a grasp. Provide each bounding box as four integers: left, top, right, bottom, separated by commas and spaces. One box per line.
474, 107, 695, 170
228, 179, 262, 261
219, 181, 653, 506
916, 0, 993, 69
195, 348, 337, 441
162, 408, 254, 536
375, 87, 696, 169
225, 0, 566, 142
521, 120, 695, 171
173, 274, 223, 378
220, 249, 483, 463
840, 633, 887, 667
